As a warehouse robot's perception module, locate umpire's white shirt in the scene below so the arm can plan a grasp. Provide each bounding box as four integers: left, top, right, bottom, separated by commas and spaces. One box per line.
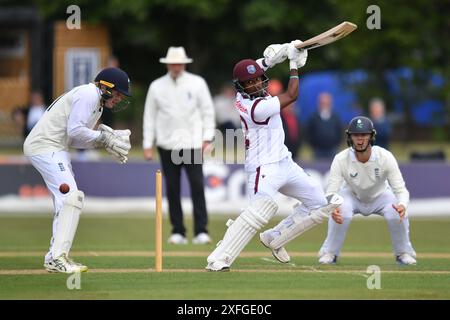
326, 146, 409, 208
23, 83, 103, 156
142, 71, 215, 150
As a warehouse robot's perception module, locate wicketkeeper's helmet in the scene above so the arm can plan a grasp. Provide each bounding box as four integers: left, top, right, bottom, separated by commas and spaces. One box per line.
95, 67, 131, 112
346, 116, 377, 147
232, 59, 269, 99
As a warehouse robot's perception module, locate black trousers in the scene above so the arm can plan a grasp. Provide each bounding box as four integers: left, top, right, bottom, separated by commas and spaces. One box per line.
157, 147, 208, 236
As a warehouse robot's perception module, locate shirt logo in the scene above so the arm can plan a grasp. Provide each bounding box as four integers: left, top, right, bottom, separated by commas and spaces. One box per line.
58, 163, 66, 172
235, 100, 248, 114
350, 172, 358, 178
374, 168, 380, 178
247, 65, 256, 74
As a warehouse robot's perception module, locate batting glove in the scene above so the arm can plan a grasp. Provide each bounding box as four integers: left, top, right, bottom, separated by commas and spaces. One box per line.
263, 43, 288, 68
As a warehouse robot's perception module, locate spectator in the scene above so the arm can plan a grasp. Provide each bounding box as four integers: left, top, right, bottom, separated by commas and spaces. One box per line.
143, 46, 215, 245
369, 97, 391, 149
213, 84, 240, 133
307, 92, 342, 161
268, 79, 301, 159
12, 91, 46, 139
26, 91, 46, 135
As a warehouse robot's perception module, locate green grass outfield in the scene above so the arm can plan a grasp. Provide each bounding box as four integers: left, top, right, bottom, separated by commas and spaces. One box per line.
0, 214, 449, 299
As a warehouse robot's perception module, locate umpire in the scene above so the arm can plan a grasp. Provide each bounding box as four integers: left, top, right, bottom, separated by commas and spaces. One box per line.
143, 47, 215, 245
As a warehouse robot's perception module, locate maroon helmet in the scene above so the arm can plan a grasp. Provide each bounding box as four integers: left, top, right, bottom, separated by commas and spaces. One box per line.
232, 59, 269, 99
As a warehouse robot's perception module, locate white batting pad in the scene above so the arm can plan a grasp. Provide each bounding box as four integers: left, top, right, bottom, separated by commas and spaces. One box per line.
51, 190, 84, 259
269, 194, 343, 249
207, 197, 278, 267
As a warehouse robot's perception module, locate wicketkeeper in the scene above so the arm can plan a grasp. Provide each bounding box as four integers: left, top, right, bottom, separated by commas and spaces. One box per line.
23, 67, 132, 273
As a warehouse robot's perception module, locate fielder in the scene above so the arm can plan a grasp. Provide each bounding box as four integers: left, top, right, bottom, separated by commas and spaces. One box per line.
206, 41, 343, 272
317, 116, 417, 265
23, 67, 132, 273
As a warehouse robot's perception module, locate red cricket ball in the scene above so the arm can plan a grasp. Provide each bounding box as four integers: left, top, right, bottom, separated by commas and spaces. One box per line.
59, 183, 70, 194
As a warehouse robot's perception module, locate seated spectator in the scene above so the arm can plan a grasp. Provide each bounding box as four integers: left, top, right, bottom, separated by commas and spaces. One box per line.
307, 92, 342, 161
11, 91, 46, 139
26, 91, 46, 135
369, 97, 391, 149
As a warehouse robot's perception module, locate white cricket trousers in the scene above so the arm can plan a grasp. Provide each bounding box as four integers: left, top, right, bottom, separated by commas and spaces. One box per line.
319, 186, 416, 257
27, 151, 79, 261
246, 156, 327, 210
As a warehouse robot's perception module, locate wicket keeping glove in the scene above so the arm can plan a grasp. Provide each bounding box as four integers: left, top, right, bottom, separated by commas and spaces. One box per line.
96, 124, 131, 164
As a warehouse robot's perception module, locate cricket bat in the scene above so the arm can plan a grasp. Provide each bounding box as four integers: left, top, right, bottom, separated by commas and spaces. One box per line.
295, 21, 357, 51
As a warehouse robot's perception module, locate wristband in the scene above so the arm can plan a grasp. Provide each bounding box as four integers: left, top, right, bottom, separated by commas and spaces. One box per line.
290, 76, 299, 79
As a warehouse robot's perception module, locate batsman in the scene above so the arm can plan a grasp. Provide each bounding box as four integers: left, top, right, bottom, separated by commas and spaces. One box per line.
206, 41, 343, 272
23, 67, 132, 273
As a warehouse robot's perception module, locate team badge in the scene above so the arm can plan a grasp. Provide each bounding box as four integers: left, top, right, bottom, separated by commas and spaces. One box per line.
247, 65, 256, 74
374, 168, 380, 178
356, 119, 364, 128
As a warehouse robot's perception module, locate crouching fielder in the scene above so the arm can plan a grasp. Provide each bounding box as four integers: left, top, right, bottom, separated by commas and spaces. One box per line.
206, 41, 342, 272
23, 67, 132, 273
318, 116, 417, 265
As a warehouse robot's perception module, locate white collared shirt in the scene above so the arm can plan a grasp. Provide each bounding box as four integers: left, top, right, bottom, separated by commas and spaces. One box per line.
326, 146, 409, 208
235, 92, 290, 172
24, 83, 103, 156
142, 71, 215, 150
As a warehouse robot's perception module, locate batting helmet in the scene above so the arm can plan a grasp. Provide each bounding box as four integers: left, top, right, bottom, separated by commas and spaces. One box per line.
232, 59, 268, 99
346, 116, 377, 148
95, 67, 131, 112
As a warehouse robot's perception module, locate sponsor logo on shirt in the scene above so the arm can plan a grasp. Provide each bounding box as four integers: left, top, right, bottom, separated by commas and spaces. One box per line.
374, 168, 380, 178
350, 172, 358, 178
235, 100, 248, 114
58, 162, 66, 172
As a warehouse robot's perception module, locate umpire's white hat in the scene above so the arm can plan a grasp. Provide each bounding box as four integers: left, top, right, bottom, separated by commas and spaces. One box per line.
159, 46, 193, 64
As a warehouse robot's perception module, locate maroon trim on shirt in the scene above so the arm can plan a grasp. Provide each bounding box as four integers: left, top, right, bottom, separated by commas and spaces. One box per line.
251, 99, 270, 125
240, 116, 250, 149
254, 166, 261, 194
240, 115, 249, 130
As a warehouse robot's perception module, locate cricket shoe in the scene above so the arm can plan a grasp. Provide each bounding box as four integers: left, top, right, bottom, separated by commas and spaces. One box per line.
168, 233, 188, 244
205, 260, 230, 272
44, 253, 87, 273
318, 253, 337, 264
66, 256, 88, 272
259, 231, 290, 263
192, 233, 212, 245
396, 253, 417, 265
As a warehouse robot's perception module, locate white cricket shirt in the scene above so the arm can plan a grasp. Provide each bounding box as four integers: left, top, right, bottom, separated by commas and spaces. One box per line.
236, 92, 291, 172
326, 146, 410, 208
142, 71, 215, 150
23, 83, 103, 156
